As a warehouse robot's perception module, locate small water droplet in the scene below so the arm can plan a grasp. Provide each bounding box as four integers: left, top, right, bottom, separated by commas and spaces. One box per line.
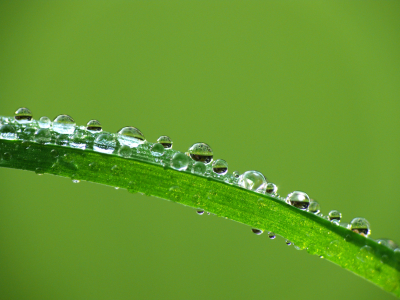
52, 115, 76, 134
326, 240, 342, 257
50, 149, 59, 158
20, 127, 36, 141
286, 191, 310, 210
93, 133, 117, 154
38, 116, 51, 128
265, 183, 277, 195
157, 136, 173, 149
115, 187, 120, 190
34, 128, 51, 144
376, 239, 398, 250
233, 171, 240, 178
212, 159, 228, 175
196, 210, 204, 215
86, 120, 102, 132
350, 217, 371, 237
238, 170, 267, 192
151, 143, 165, 157
187, 143, 213, 164
331, 219, 340, 226
357, 245, 374, 262
70, 129, 87, 149
286, 240, 292, 246
170, 153, 189, 171
14, 107, 33, 123
35, 167, 44, 175
192, 161, 206, 175
252, 228, 263, 235
72, 179, 80, 183
118, 145, 132, 158
55, 134, 70, 146
117, 126, 145, 147
307, 199, 320, 214
2, 152, 12, 161
328, 210, 342, 222
0, 124, 17, 140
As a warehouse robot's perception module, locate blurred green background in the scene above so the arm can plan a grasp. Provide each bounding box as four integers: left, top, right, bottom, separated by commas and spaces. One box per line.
1, 1, 400, 299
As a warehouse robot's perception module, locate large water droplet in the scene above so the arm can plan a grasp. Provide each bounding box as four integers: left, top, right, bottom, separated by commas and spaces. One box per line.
212, 159, 228, 175
93, 133, 117, 154
238, 170, 267, 192
286, 191, 310, 210
157, 136, 173, 149
252, 228, 263, 235
170, 153, 189, 171
117, 126, 145, 147
265, 183, 277, 195
350, 217, 371, 237
38, 116, 51, 128
192, 161, 206, 175
307, 199, 320, 214
188, 143, 213, 164
34, 128, 51, 144
86, 120, 102, 132
151, 143, 165, 157
52, 115, 76, 134
14, 107, 33, 123
328, 210, 342, 222
0, 124, 17, 140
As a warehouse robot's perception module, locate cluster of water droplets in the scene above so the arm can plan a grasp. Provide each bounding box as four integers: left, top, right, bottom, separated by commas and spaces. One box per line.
1, 107, 398, 257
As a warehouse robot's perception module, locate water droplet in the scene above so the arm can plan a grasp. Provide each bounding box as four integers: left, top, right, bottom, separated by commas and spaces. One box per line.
326, 240, 342, 257
151, 143, 165, 157
38, 116, 51, 128
357, 245, 374, 262
340, 222, 349, 229
2, 152, 12, 161
117, 126, 145, 147
52, 115, 76, 134
196, 210, 204, 215
55, 134, 70, 146
307, 199, 320, 214
20, 127, 36, 141
328, 210, 342, 222
72, 179, 80, 183
86, 120, 102, 132
192, 161, 206, 175
0, 124, 17, 140
268, 232, 276, 239
188, 143, 213, 164
34, 128, 51, 144
70, 129, 87, 149
157, 136, 173, 149
350, 217, 371, 237
286, 240, 292, 246
252, 228, 263, 235
233, 171, 240, 178
118, 145, 132, 158
51, 149, 59, 158
170, 153, 189, 171
376, 239, 398, 250
93, 133, 117, 154
265, 183, 277, 195
35, 167, 44, 175
238, 170, 267, 192
212, 159, 228, 175
331, 219, 340, 226
14, 107, 32, 123
286, 191, 310, 210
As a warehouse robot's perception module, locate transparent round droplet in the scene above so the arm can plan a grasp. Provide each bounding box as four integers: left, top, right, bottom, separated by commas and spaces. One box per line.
38, 116, 51, 128
286, 240, 292, 246
233, 171, 240, 178
86, 120, 102, 132
14, 107, 33, 124
170, 152, 189, 171
212, 159, 228, 175
238, 170, 267, 192
328, 210, 342, 222
52, 114, 76, 134
117, 126, 145, 147
357, 245, 374, 262
2, 152, 12, 161
93, 133, 117, 154
267, 232, 276, 239
307, 199, 320, 214
157, 136, 173, 149
34, 128, 51, 144
151, 143, 165, 157
192, 161, 206, 175
188, 142, 213, 164
252, 228, 263, 235
286, 191, 310, 210
35, 167, 44, 175
70, 129, 87, 149
265, 183, 277, 195
51, 149, 59, 158
0, 124, 17, 140
350, 217, 371, 237
196, 210, 204, 215
72, 179, 80, 183
376, 239, 398, 250
326, 240, 342, 257
118, 145, 132, 158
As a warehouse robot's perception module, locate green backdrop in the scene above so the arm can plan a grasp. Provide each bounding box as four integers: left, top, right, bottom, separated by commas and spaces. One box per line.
1, 1, 400, 299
